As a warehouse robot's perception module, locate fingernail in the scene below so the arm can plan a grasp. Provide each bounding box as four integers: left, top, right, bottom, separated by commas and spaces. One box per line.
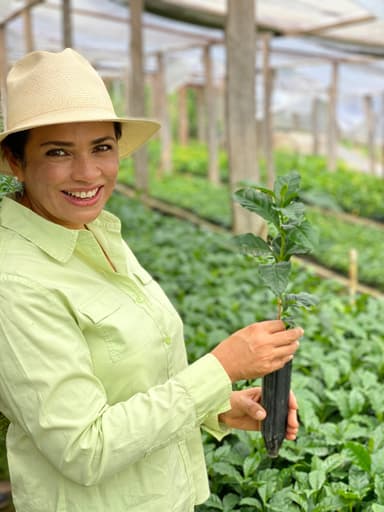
256, 411, 265, 420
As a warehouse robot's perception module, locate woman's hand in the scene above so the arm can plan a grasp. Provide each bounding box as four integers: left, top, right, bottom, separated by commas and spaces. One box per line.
219, 388, 299, 440
211, 320, 303, 382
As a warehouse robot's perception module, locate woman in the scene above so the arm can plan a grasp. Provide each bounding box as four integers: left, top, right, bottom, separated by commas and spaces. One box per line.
0, 49, 302, 512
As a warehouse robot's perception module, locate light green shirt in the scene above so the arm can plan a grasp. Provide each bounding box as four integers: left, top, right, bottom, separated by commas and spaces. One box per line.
0, 197, 232, 512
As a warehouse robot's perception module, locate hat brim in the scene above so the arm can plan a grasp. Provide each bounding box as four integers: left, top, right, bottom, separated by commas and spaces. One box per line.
0, 116, 160, 175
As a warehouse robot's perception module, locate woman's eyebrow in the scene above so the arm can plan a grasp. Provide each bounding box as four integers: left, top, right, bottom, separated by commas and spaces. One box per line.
40, 136, 115, 147
40, 140, 74, 147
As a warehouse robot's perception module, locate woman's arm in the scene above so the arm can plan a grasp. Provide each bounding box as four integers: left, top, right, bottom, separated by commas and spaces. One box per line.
0, 276, 232, 486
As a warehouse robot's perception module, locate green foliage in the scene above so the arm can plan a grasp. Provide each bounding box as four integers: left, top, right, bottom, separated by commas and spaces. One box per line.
106, 193, 384, 511
119, 145, 384, 291
0, 174, 22, 200
233, 172, 318, 323
167, 142, 384, 222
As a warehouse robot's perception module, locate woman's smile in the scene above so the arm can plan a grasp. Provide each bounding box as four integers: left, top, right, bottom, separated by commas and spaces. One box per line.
62, 185, 103, 205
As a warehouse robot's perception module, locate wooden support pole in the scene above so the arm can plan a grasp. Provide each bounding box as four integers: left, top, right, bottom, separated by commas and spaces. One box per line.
178, 85, 188, 146
203, 45, 219, 185
226, 0, 263, 235
327, 62, 339, 172
129, 0, 149, 192
23, 3, 35, 52
155, 52, 172, 176
363, 94, 375, 175
0, 26, 7, 127
381, 92, 384, 178
311, 97, 320, 155
62, 0, 72, 48
262, 33, 275, 188
196, 85, 205, 143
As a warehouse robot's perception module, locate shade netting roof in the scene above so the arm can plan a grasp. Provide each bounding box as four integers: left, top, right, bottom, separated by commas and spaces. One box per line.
1, 0, 384, 141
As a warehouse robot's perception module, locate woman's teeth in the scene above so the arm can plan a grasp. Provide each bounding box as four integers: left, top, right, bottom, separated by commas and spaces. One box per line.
65, 188, 98, 199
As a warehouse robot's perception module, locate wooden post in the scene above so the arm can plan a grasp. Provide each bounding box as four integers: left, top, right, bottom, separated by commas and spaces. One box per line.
0, 26, 7, 128
327, 62, 339, 172
204, 44, 219, 185
129, 0, 149, 192
178, 84, 188, 146
196, 85, 205, 143
381, 92, 384, 178
226, 0, 263, 235
311, 97, 320, 155
62, 0, 72, 48
23, 3, 34, 52
363, 94, 375, 175
155, 52, 172, 176
262, 34, 275, 188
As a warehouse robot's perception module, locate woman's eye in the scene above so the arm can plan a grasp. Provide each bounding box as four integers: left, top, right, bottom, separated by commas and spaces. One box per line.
94, 144, 112, 152
46, 148, 67, 157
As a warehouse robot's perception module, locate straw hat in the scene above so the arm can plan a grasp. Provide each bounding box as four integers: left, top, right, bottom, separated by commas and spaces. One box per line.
0, 48, 160, 174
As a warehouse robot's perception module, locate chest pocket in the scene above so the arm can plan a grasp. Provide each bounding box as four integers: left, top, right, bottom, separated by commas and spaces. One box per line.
78, 285, 160, 364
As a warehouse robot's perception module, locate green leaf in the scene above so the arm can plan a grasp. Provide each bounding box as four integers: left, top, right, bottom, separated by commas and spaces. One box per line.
374, 474, 384, 504
239, 497, 262, 507
345, 441, 371, 473
223, 493, 239, 512
285, 220, 319, 256
309, 469, 326, 491
283, 292, 318, 310
233, 233, 272, 258
348, 389, 365, 416
258, 261, 291, 296
203, 494, 223, 510
273, 171, 301, 207
277, 201, 306, 226
211, 462, 243, 483
233, 188, 279, 225
243, 455, 260, 478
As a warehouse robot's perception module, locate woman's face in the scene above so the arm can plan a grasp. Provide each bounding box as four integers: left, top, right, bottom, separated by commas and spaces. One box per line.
10, 121, 120, 229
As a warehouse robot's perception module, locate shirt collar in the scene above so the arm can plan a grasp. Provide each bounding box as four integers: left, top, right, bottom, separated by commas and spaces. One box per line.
0, 197, 121, 264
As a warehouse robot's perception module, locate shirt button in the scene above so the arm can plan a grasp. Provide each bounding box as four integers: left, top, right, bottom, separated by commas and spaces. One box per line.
164, 336, 172, 345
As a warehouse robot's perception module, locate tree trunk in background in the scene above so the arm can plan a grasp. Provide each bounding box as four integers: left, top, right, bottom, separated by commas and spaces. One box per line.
225, 0, 264, 235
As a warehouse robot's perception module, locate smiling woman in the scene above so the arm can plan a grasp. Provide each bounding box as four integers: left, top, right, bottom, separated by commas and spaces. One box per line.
2, 122, 120, 229
0, 49, 302, 512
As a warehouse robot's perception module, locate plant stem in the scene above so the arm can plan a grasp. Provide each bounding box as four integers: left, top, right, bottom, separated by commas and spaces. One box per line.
277, 297, 282, 320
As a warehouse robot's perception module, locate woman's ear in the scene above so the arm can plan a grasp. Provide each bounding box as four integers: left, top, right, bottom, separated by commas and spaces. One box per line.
2, 147, 24, 182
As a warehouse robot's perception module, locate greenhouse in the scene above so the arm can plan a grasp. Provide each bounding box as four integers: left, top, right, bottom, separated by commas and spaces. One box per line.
0, 1, 384, 511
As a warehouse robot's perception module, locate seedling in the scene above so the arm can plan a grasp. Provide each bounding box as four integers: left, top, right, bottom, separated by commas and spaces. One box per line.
233, 171, 318, 457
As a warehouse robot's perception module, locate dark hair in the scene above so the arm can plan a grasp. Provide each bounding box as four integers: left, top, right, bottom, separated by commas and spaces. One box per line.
1, 121, 122, 164
1, 129, 29, 164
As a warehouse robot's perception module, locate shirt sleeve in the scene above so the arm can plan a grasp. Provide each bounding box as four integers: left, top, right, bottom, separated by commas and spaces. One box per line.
0, 275, 232, 486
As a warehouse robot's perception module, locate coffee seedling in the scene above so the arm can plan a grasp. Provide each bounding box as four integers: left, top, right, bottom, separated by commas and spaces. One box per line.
234, 171, 318, 457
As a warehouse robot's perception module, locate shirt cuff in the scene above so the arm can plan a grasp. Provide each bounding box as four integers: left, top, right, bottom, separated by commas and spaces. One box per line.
175, 353, 232, 425
202, 411, 232, 441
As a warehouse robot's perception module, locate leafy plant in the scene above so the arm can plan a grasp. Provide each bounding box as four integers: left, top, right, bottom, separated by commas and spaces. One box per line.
233, 171, 319, 457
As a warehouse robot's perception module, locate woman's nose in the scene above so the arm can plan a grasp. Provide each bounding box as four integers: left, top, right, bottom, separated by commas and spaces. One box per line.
71, 154, 101, 182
